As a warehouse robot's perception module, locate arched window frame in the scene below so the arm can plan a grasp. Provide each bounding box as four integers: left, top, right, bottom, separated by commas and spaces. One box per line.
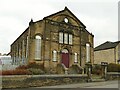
35, 35, 41, 60
74, 53, 78, 63
86, 43, 90, 63
52, 50, 57, 62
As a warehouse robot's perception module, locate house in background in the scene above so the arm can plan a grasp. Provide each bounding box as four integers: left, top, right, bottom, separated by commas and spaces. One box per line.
94, 41, 120, 64
10, 7, 94, 74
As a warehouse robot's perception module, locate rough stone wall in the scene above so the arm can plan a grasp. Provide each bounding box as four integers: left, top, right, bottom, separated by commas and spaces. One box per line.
115, 43, 120, 64
10, 8, 94, 73
11, 28, 29, 65
2, 75, 88, 89
94, 48, 115, 64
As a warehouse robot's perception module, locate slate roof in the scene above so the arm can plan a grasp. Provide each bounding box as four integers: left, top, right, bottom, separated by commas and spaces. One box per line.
94, 41, 120, 51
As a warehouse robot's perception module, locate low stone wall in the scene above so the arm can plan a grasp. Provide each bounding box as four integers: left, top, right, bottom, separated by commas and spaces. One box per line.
106, 72, 120, 80
2, 74, 88, 89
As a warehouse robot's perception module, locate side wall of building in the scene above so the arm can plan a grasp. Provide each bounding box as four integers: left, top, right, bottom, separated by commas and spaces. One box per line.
94, 48, 115, 64
115, 43, 120, 64
11, 29, 29, 65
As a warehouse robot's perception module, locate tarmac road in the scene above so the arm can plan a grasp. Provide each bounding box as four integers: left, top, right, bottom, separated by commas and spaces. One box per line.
2, 80, 119, 90
38, 80, 119, 88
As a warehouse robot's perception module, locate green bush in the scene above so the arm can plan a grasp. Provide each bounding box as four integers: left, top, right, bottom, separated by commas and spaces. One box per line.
13, 62, 45, 75
68, 65, 83, 74
92, 64, 102, 75
27, 62, 44, 70
16, 65, 28, 69
2, 69, 31, 75
28, 68, 45, 75
56, 64, 65, 74
107, 63, 120, 72
16, 62, 44, 70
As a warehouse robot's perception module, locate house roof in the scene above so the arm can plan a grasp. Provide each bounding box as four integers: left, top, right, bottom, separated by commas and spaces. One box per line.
94, 41, 120, 51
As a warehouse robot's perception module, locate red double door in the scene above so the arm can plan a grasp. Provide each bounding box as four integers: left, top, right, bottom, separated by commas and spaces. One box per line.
62, 52, 69, 68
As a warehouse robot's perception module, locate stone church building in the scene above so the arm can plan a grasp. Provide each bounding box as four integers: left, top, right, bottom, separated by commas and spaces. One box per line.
11, 7, 94, 74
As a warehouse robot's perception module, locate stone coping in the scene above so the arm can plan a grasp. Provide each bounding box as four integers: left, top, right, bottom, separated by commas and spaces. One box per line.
2, 74, 87, 78
2, 74, 88, 89
107, 72, 120, 74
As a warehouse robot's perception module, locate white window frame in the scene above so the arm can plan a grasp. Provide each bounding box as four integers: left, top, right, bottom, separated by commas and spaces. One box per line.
22, 40, 25, 64
74, 53, 78, 63
35, 35, 41, 60
69, 34, 72, 45
59, 32, 73, 45
86, 43, 90, 63
53, 50, 57, 62
64, 33, 68, 44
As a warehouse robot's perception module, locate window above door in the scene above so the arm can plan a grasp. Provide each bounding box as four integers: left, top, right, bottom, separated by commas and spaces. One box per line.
59, 32, 73, 45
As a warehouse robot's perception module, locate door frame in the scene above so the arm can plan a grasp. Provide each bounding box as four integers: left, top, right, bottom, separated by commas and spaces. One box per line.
61, 49, 70, 68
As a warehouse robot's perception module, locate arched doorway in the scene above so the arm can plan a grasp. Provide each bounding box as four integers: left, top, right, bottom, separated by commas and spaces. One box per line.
61, 49, 69, 68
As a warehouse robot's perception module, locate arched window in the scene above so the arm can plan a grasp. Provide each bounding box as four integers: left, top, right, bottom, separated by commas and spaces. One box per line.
53, 50, 57, 61
74, 53, 78, 63
22, 40, 25, 64
35, 35, 41, 60
86, 43, 90, 62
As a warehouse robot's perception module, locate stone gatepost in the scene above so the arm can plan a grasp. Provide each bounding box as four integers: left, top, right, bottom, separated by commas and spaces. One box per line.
85, 63, 92, 81
65, 68, 68, 74
101, 62, 108, 79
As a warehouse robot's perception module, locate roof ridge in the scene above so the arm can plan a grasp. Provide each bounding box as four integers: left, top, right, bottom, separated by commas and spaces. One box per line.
94, 41, 120, 51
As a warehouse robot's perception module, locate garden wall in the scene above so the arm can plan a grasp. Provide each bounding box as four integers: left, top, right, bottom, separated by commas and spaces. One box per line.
2, 74, 88, 89
106, 72, 120, 80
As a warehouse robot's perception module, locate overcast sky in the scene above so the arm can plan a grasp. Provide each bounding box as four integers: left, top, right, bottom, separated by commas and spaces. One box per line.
0, 0, 119, 54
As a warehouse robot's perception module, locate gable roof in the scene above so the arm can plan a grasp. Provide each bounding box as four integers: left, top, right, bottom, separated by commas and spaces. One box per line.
11, 7, 90, 46
94, 41, 120, 51
43, 7, 86, 28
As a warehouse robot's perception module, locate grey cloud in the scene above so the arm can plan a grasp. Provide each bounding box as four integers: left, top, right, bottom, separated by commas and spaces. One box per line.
0, 0, 118, 54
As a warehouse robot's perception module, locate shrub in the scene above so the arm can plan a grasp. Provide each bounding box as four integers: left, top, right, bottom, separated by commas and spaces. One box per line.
16, 62, 44, 69
3, 62, 45, 75
49, 68, 57, 74
27, 62, 44, 70
92, 64, 102, 75
68, 65, 83, 74
2, 69, 31, 75
56, 64, 65, 74
16, 65, 28, 70
107, 63, 120, 72
28, 68, 45, 75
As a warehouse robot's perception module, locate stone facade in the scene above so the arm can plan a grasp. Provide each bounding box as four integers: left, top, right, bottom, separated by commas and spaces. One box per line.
94, 41, 120, 64
10, 7, 94, 73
